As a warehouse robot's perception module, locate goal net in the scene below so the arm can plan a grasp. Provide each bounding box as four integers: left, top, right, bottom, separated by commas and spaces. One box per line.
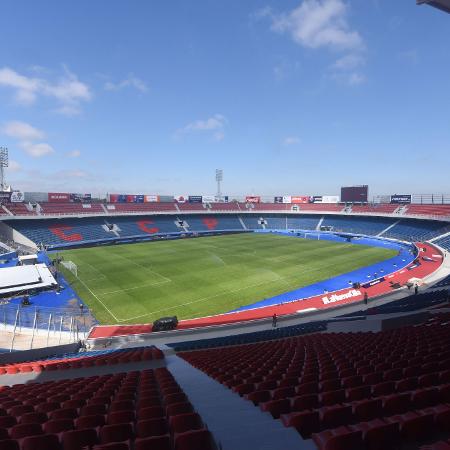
61, 260, 78, 277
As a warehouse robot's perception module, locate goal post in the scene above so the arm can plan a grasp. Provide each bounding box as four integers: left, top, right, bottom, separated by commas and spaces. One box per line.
61, 260, 78, 278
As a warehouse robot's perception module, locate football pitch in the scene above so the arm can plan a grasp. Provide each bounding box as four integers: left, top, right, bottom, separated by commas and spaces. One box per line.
59, 233, 396, 324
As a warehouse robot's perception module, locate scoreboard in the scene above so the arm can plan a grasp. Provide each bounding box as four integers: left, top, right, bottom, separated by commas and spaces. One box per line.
341, 185, 368, 203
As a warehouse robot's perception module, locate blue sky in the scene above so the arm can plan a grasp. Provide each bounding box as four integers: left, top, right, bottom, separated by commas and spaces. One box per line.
0, 0, 449, 198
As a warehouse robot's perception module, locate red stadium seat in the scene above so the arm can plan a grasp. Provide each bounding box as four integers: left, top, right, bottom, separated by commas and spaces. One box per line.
174, 429, 214, 450
312, 426, 363, 450
21, 433, 60, 450
135, 435, 172, 450
0, 440, 19, 450
137, 418, 168, 438
99, 423, 134, 444
10, 423, 43, 439
43, 419, 75, 434
62, 428, 99, 450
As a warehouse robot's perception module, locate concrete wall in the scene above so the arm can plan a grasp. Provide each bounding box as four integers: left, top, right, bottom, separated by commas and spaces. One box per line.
0, 221, 38, 250
326, 311, 430, 334
0, 341, 80, 364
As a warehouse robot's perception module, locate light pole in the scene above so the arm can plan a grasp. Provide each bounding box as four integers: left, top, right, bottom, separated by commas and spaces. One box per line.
0, 147, 8, 192
216, 169, 223, 201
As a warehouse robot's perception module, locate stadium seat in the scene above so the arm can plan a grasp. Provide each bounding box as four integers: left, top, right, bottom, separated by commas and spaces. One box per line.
100, 423, 134, 444
21, 433, 60, 450
0, 440, 19, 450
137, 418, 168, 438
43, 419, 75, 434
134, 435, 172, 450
62, 428, 99, 450
173, 429, 214, 450
312, 426, 363, 450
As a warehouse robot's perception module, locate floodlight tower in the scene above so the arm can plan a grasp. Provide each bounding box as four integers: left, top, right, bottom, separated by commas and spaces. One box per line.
0, 148, 8, 192
216, 169, 223, 200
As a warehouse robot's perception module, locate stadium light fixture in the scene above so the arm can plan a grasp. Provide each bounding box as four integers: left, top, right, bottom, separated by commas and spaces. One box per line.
0, 147, 9, 192
216, 169, 223, 200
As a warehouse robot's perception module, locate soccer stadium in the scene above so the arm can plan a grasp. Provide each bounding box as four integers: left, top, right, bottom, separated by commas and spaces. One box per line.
0, 1, 449, 450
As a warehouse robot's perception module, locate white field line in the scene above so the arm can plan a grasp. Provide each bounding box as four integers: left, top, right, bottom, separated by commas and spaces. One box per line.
83, 275, 107, 283
116, 277, 283, 322
97, 279, 171, 297
75, 258, 107, 278
74, 275, 121, 323
207, 251, 226, 266
107, 249, 171, 283
117, 247, 389, 322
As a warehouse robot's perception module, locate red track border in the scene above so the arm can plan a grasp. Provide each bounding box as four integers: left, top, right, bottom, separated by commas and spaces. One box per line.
88, 242, 444, 339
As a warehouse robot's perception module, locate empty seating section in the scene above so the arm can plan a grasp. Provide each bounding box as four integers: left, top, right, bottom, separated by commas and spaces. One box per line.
296, 204, 344, 212
182, 215, 242, 232
107, 203, 176, 213
3, 204, 35, 216
385, 219, 450, 241
340, 290, 449, 317
169, 322, 328, 352
39, 203, 105, 215
321, 216, 396, 236
250, 203, 289, 211
352, 204, 399, 214
2, 202, 450, 218
241, 215, 264, 229
0, 347, 162, 375
407, 204, 450, 217
7, 219, 113, 246
435, 235, 450, 252
176, 203, 206, 212
180, 314, 450, 449
112, 216, 180, 236
265, 216, 288, 229
286, 216, 321, 230
0, 367, 216, 450
4, 214, 450, 247
435, 274, 450, 288
240, 215, 321, 230
208, 203, 240, 212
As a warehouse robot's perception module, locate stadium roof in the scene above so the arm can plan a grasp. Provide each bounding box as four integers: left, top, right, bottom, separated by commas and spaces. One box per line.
417, 0, 450, 13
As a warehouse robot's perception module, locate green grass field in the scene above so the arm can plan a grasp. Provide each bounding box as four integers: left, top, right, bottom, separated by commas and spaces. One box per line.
59, 233, 396, 325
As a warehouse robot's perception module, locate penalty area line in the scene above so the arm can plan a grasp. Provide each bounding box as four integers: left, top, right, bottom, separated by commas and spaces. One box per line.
96, 279, 171, 297
74, 276, 121, 323
107, 250, 171, 283
115, 277, 284, 323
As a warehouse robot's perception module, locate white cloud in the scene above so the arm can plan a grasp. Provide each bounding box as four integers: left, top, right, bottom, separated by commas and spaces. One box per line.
19, 141, 55, 157
332, 54, 364, 71
0, 67, 40, 105
67, 149, 81, 158
331, 70, 366, 86
331, 54, 366, 85
0, 66, 91, 114
268, 0, 363, 51
1, 120, 55, 158
8, 160, 21, 172
104, 74, 149, 93
177, 114, 227, 141
283, 136, 301, 146
258, 1, 366, 86
347, 72, 365, 85
1, 121, 45, 140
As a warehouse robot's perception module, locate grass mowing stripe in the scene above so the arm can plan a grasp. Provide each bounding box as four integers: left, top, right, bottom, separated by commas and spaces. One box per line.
59, 234, 396, 324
